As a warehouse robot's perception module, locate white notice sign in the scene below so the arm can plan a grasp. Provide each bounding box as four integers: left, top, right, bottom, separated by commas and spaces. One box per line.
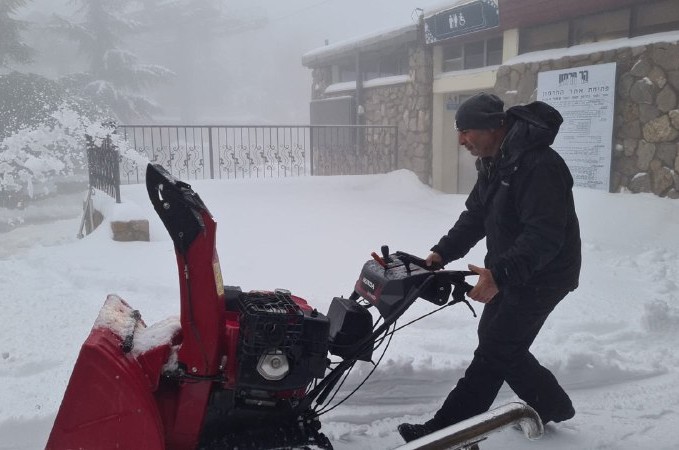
537, 63, 616, 191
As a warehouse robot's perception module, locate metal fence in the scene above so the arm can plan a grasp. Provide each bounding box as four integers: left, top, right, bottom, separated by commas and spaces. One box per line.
116, 125, 398, 184
86, 134, 121, 203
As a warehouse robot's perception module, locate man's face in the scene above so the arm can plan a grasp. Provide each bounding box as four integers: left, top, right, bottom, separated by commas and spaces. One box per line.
457, 128, 501, 158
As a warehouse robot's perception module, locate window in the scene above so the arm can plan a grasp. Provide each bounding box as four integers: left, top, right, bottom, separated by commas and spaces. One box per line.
443, 44, 463, 72
337, 63, 356, 82
361, 49, 409, 81
519, 1, 679, 55
573, 9, 629, 44
486, 36, 503, 66
633, 0, 679, 36
464, 41, 485, 69
379, 52, 409, 77
361, 60, 380, 81
441, 35, 503, 73
335, 50, 408, 83
520, 21, 569, 53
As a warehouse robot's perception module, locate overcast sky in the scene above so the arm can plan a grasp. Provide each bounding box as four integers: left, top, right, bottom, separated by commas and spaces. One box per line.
17, 0, 459, 123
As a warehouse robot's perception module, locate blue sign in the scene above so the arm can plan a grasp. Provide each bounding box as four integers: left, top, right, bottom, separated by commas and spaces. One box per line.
424, 0, 500, 44
446, 98, 461, 110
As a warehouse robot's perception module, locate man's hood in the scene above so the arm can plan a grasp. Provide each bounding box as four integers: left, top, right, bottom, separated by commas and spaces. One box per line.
499, 101, 563, 167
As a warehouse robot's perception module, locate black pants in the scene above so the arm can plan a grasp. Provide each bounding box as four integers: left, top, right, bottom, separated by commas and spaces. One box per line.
428, 285, 572, 428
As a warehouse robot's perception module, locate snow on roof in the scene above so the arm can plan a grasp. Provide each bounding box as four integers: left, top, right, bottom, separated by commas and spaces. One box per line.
300, 0, 487, 67
424, 0, 480, 17
302, 23, 418, 67
324, 74, 411, 94
302, 1, 679, 70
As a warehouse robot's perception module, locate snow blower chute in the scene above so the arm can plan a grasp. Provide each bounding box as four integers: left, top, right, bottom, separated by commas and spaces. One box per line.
47, 163, 478, 450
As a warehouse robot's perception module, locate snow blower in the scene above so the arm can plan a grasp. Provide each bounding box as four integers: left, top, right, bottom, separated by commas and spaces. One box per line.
47, 163, 478, 450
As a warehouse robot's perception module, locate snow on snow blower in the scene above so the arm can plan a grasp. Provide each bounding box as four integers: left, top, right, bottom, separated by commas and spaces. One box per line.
47, 163, 478, 450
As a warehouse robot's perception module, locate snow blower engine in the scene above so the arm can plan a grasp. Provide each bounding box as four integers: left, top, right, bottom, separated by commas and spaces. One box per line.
47, 164, 476, 450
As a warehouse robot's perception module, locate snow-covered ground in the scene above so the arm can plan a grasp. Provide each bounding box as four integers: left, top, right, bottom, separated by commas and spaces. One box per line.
1, 170, 678, 449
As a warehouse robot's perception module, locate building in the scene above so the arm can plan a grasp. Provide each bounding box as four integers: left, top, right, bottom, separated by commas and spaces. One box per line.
302, 0, 679, 197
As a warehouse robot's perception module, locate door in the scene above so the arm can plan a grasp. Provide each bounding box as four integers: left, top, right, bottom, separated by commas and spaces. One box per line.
450, 94, 477, 194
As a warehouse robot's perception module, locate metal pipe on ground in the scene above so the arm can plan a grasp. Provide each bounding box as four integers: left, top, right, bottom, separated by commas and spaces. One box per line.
396, 402, 544, 450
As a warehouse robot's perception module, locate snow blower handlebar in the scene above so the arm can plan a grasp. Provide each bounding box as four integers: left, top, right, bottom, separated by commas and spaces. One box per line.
354, 248, 476, 318
299, 249, 477, 416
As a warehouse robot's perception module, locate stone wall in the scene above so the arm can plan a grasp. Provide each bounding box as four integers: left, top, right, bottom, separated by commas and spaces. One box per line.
494, 40, 679, 198
309, 35, 434, 183
310, 67, 333, 100
362, 44, 433, 183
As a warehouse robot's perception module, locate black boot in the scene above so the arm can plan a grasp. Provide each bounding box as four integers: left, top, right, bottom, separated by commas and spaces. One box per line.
397, 423, 436, 442
540, 402, 575, 424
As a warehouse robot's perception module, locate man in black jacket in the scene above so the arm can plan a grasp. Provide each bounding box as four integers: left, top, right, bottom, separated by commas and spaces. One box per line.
398, 92, 581, 443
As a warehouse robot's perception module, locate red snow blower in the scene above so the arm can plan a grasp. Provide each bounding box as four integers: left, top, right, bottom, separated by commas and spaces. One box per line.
47, 163, 477, 450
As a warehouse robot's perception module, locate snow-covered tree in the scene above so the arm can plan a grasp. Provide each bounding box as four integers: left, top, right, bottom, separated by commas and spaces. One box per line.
51, 0, 173, 123
0, 0, 33, 69
0, 101, 108, 205
0, 94, 146, 208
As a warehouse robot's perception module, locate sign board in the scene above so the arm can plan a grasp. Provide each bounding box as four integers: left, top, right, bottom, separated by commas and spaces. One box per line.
424, 0, 499, 44
446, 96, 461, 111
537, 63, 617, 191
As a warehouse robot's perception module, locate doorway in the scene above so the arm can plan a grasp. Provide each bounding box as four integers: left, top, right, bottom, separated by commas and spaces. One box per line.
444, 94, 477, 194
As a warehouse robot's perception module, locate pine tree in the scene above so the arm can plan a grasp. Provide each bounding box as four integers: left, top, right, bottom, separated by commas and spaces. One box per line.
51, 0, 173, 122
0, 0, 33, 68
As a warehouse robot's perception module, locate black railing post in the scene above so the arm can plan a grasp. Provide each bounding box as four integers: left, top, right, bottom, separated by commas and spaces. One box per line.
113, 140, 121, 203
393, 127, 399, 171
208, 126, 215, 179
309, 126, 315, 176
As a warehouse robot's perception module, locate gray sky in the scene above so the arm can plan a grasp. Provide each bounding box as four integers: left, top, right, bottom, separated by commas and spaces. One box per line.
17, 0, 451, 123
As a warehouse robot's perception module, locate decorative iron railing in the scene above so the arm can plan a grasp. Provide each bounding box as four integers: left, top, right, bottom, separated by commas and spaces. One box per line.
86, 134, 121, 203
115, 125, 398, 184
310, 125, 398, 176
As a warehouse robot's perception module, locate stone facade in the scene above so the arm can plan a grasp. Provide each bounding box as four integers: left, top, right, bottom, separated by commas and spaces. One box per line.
365, 45, 433, 183
309, 41, 434, 184
495, 40, 679, 198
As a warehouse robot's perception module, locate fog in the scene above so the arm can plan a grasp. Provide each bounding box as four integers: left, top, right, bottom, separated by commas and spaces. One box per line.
17, 0, 448, 125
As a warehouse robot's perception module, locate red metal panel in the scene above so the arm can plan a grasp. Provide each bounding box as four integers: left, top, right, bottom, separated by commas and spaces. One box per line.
224, 312, 240, 389
46, 329, 165, 450
165, 209, 226, 449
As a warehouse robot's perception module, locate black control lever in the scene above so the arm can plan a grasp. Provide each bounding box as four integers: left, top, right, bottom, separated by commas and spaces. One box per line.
381, 245, 391, 263
395, 250, 443, 271
443, 271, 477, 317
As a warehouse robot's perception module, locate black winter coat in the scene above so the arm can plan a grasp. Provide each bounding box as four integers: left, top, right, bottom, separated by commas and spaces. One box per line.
432, 101, 581, 291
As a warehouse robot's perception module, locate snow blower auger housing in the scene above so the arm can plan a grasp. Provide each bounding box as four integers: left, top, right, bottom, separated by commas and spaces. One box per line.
47, 163, 477, 450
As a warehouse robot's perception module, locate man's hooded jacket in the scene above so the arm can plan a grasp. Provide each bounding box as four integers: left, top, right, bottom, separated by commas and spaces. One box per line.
432, 101, 581, 291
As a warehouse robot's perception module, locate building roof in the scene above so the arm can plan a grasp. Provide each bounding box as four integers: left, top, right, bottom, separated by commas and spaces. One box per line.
301, 23, 418, 67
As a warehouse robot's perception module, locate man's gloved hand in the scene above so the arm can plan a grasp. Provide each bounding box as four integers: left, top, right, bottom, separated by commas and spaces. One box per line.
467, 264, 499, 303
425, 252, 443, 269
